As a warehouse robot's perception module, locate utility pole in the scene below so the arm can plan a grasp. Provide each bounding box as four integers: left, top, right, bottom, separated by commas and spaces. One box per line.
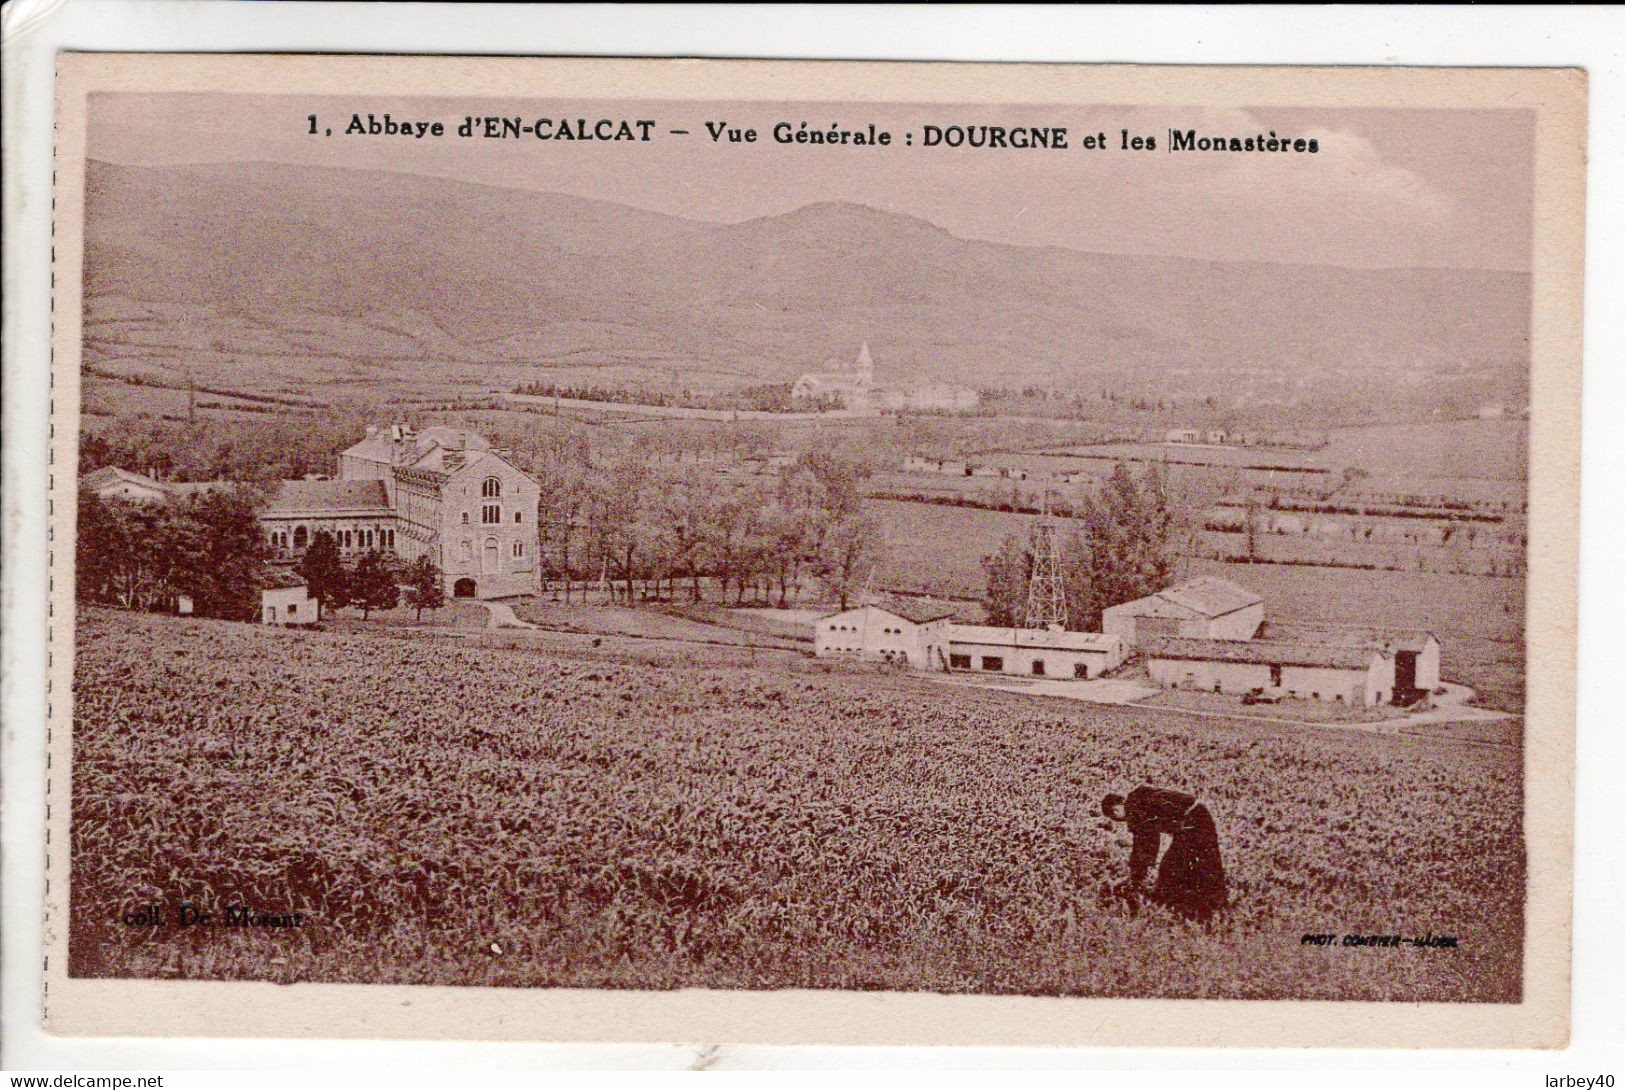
1024, 489, 1067, 629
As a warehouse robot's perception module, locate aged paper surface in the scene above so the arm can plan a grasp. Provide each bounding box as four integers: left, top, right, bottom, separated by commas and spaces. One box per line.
45, 53, 1584, 1046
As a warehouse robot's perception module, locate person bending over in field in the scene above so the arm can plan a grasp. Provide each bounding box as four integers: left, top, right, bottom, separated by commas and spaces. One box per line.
1101, 785, 1228, 923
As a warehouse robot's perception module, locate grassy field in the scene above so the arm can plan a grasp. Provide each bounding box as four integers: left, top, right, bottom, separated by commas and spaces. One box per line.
1037, 420, 1526, 482
1315, 420, 1527, 480
508, 600, 806, 651
73, 609, 1522, 1000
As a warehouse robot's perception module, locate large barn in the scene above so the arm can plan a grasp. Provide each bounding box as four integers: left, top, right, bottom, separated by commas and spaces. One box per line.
1102, 576, 1264, 643
947, 626, 1126, 679
1107, 578, 1443, 707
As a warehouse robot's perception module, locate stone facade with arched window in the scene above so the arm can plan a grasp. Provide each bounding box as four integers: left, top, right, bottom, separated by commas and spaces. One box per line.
259, 425, 540, 600
392, 444, 539, 599
261, 480, 400, 564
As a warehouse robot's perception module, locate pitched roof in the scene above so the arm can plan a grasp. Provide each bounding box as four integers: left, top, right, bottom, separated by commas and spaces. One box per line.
881, 598, 961, 625
1155, 576, 1262, 618
264, 479, 393, 517
405, 444, 493, 474
1141, 636, 1379, 671
1108, 592, 1192, 619
81, 466, 167, 492
262, 568, 309, 590
341, 434, 398, 464
949, 625, 1122, 652
820, 599, 960, 626
416, 425, 490, 452
342, 425, 492, 466
1260, 621, 1437, 653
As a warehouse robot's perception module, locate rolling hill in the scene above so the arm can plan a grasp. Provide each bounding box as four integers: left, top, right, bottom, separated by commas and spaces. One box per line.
80, 159, 1531, 401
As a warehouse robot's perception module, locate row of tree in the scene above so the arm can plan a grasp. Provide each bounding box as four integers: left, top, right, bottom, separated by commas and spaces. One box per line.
78, 413, 372, 484
293, 533, 448, 620
513, 380, 797, 413
982, 462, 1178, 632
532, 444, 886, 609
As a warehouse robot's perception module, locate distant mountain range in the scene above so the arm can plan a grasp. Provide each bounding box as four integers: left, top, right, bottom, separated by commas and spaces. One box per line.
81, 159, 1531, 398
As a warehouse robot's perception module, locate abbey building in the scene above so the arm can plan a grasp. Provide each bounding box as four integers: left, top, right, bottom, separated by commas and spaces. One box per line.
260, 424, 540, 599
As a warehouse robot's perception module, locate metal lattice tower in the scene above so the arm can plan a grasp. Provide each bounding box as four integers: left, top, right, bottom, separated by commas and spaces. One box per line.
1024, 492, 1067, 629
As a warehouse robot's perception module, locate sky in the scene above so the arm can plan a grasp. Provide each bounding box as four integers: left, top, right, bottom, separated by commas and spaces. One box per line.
87, 93, 1535, 271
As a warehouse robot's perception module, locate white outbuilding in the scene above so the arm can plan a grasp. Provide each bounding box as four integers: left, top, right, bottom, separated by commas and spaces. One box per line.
80, 466, 173, 504
814, 601, 958, 669
1141, 636, 1397, 706
1102, 576, 1264, 644
261, 572, 318, 626
947, 625, 1127, 679
1260, 622, 1442, 697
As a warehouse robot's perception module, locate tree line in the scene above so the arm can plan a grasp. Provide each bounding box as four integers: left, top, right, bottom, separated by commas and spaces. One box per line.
77, 485, 272, 620
513, 380, 797, 414
294, 533, 447, 620
533, 443, 885, 609
79, 413, 371, 484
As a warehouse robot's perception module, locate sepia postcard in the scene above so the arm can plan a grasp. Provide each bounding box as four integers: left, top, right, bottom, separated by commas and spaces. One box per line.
43, 53, 1585, 1047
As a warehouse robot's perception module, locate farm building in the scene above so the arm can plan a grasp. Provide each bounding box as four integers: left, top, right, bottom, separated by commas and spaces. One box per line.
261, 572, 317, 626
814, 601, 957, 668
1102, 576, 1264, 644
1140, 636, 1398, 706
80, 466, 172, 504
1261, 623, 1442, 695
947, 625, 1126, 679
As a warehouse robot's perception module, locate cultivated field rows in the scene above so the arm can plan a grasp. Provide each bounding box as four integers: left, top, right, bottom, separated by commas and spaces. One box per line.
73, 609, 1522, 1000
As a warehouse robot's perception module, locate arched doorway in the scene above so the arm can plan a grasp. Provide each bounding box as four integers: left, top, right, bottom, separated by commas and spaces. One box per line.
453, 578, 477, 598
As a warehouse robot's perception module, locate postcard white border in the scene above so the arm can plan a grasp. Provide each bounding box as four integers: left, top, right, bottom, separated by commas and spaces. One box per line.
5, 2, 1618, 1069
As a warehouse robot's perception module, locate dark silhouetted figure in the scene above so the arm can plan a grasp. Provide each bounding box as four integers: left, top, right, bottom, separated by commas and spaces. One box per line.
1102, 785, 1227, 922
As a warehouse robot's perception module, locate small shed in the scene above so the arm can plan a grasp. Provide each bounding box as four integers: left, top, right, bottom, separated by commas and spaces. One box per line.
262, 571, 317, 626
